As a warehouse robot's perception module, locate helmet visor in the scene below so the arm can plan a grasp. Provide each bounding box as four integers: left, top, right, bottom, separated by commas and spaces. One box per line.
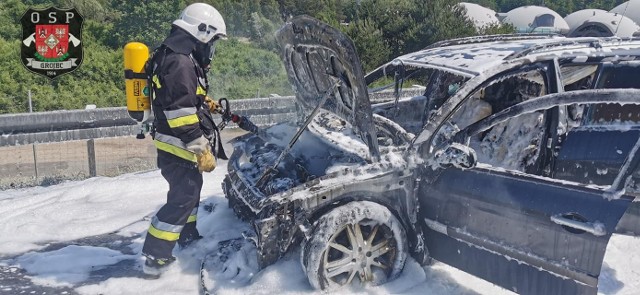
205, 36, 220, 63
207, 40, 217, 61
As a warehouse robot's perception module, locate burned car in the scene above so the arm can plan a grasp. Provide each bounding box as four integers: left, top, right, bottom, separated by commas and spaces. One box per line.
222, 16, 640, 294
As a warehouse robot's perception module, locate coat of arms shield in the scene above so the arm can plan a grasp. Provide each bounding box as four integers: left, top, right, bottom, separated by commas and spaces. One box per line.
21, 7, 84, 79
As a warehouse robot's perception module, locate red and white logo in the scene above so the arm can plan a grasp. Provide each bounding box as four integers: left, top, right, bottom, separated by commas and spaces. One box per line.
21, 7, 84, 79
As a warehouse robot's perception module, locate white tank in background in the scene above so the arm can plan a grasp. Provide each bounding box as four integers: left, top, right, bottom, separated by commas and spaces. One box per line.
611, 1, 640, 26
502, 5, 570, 34
565, 9, 608, 29
457, 2, 500, 31
565, 9, 640, 37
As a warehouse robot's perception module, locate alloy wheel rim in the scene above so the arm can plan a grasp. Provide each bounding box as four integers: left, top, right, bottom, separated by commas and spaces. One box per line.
322, 222, 397, 286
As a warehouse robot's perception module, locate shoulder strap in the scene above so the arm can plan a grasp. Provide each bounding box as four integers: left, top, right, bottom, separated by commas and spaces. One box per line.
145, 45, 169, 104
147, 45, 167, 71
146, 46, 167, 79
188, 54, 209, 92
186, 54, 226, 159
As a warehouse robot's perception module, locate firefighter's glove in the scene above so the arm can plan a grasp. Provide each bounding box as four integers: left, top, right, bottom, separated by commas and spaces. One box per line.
186, 136, 209, 154
196, 146, 216, 173
204, 96, 223, 114
186, 136, 215, 173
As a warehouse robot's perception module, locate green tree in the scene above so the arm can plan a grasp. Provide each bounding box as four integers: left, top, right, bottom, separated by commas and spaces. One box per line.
109, 0, 181, 49
350, 0, 477, 61
277, 0, 349, 23
59, 0, 114, 22
0, 0, 30, 41
344, 19, 391, 71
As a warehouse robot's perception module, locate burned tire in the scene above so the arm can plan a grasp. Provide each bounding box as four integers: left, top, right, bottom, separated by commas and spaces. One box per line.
301, 201, 407, 290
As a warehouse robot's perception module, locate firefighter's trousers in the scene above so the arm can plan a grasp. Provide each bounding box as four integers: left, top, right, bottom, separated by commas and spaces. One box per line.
142, 155, 202, 260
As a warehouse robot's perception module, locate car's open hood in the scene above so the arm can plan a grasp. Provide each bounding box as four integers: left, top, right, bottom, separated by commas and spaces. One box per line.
275, 16, 380, 161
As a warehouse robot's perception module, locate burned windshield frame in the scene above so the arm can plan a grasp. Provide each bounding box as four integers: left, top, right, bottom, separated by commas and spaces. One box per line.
422, 70, 469, 119
366, 63, 434, 96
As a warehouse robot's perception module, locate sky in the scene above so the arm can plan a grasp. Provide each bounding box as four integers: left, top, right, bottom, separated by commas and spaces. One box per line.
0, 159, 639, 295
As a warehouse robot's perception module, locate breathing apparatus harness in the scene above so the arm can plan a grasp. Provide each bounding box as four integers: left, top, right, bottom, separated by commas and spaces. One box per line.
125, 38, 261, 162
145, 45, 229, 160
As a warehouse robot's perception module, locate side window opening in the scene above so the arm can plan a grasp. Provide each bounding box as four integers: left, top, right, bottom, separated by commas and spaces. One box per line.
444, 69, 548, 174
483, 69, 547, 112
595, 63, 640, 89
475, 111, 546, 172
552, 64, 640, 186
553, 63, 640, 186
562, 64, 598, 91
587, 104, 640, 124
449, 90, 492, 131
584, 64, 640, 125
553, 102, 640, 188
561, 64, 599, 128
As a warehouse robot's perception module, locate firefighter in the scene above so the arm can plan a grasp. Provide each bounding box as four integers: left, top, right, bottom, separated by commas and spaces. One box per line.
141, 2, 226, 276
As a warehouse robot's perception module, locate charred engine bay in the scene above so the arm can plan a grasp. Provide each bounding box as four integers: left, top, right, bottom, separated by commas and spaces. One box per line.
234, 122, 367, 196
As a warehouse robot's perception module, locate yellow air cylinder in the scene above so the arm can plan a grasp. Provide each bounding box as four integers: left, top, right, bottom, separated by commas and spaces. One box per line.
124, 42, 150, 122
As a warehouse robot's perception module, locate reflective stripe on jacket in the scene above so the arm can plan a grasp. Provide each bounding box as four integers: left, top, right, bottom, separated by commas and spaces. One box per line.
153, 133, 197, 162
186, 207, 198, 223
150, 49, 209, 163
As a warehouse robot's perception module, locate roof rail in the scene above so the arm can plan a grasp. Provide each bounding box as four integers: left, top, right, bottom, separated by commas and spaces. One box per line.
423, 33, 561, 50
504, 36, 640, 60
505, 39, 591, 60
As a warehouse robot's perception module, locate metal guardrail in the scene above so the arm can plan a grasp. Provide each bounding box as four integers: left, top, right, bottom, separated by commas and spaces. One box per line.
0, 88, 424, 147
0, 96, 298, 147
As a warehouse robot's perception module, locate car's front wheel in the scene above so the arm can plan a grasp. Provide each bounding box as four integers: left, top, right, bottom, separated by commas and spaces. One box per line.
301, 201, 407, 290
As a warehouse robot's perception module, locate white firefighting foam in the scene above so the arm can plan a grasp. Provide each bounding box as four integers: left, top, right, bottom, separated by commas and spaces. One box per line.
0, 159, 638, 294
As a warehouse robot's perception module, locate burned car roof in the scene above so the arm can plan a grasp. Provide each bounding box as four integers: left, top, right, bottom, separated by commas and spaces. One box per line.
390, 35, 640, 76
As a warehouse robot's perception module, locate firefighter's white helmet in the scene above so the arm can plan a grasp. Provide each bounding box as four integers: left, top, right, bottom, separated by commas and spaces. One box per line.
173, 3, 227, 44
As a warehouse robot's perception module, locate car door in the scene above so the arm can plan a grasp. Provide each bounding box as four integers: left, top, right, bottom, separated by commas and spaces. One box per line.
557, 61, 640, 237
416, 89, 640, 295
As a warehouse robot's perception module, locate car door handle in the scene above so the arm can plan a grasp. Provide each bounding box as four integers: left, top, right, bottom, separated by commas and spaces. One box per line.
550, 214, 607, 237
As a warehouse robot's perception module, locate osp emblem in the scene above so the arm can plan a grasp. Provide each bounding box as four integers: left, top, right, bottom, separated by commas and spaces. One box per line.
20, 7, 84, 79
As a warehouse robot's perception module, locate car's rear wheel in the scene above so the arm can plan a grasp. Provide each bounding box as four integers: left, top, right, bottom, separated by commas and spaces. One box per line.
301, 201, 407, 290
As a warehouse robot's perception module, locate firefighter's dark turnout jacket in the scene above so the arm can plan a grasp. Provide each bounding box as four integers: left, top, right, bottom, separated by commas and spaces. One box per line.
142, 27, 210, 260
